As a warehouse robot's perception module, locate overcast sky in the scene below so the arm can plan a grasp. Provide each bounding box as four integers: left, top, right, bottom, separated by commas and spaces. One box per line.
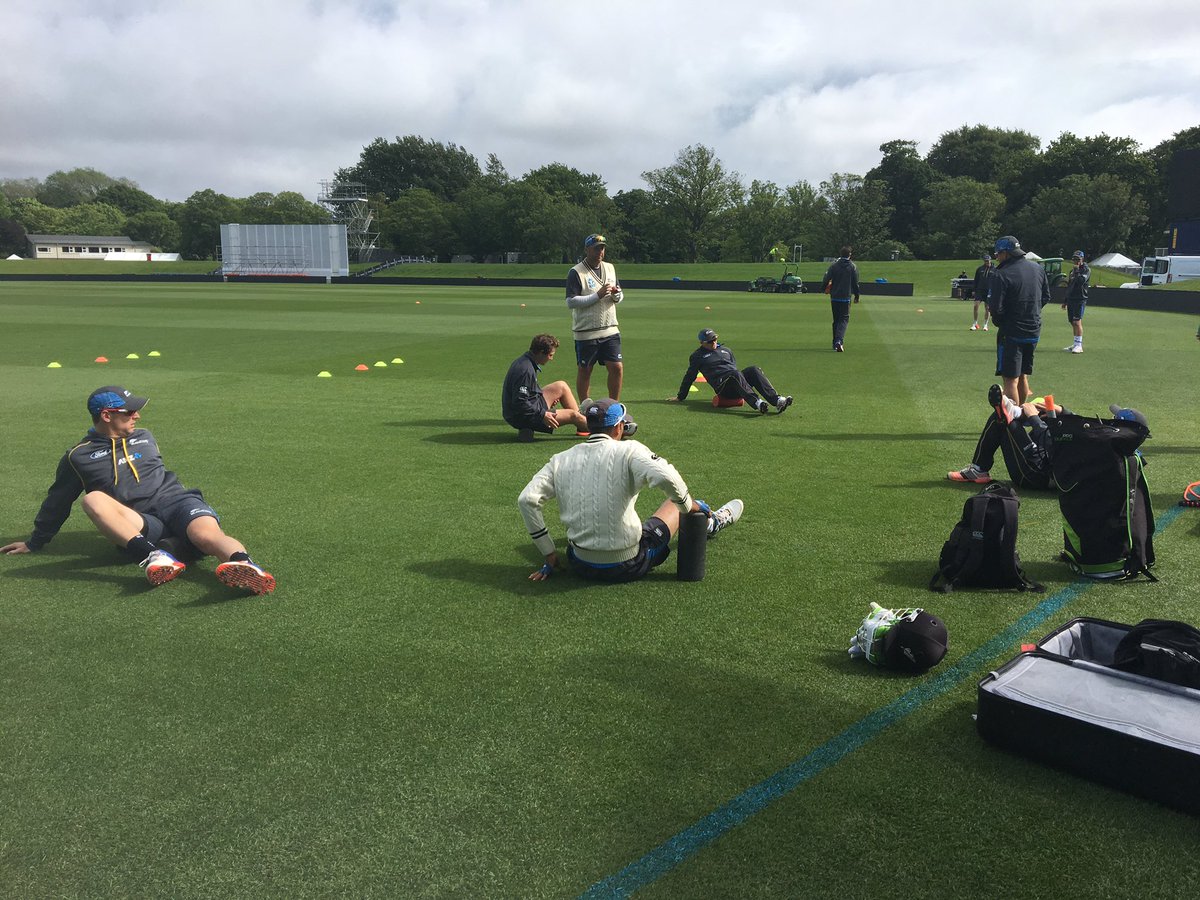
3, 0, 1199, 204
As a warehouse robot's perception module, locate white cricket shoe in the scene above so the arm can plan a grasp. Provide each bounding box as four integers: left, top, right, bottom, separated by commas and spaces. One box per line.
707, 499, 744, 538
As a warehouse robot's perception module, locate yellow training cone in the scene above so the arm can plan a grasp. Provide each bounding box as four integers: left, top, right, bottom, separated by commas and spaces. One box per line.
317, 371, 332, 378
374, 361, 388, 367
391, 358, 404, 364
47, 361, 62, 368
689, 384, 699, 393
148, 350, 161, 357
126, 353, 140, 359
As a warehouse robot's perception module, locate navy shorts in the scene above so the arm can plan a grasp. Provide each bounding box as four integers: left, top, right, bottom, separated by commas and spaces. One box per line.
506, 396, 553, 433
140, 489, 219, 555
567, 516, 672, 583
998, 337, 1037, 378
1067, 300, 1086, 322
575, 334, 623, 369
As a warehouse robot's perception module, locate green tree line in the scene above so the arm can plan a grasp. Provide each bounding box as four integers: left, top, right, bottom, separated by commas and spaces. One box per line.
3, 124, 1198, 262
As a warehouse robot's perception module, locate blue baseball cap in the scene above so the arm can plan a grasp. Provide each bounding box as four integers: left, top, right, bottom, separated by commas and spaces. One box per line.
87, 385, 148, 416
583, 233, 607, 248
585, 398, 635, 433
993, 235, 1025, 257
1073, 250, 1085, 259
1109, 404, 1149, 433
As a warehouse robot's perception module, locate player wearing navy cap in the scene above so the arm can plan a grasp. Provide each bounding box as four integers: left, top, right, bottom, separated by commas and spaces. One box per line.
1, 385, 275, 594
1062, 250, 1089, 354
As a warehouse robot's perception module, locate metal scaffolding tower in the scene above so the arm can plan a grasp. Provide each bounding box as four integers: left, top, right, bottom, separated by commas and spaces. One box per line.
317, 180, 379, 262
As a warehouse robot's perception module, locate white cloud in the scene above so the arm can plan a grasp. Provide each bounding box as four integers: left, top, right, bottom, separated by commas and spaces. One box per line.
2, 0, 1198, 201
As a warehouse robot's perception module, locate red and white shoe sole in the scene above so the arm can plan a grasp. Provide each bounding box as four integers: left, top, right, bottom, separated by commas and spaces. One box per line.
216, 563, 276, 595
146, 564, 185, 586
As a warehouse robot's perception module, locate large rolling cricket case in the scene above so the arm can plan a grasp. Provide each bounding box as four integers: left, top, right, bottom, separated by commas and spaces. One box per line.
976, 618, 1200, 815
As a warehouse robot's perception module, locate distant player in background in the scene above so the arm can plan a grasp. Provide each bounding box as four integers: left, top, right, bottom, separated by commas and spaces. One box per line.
972, 254, 994, 331
566, 233, 624, 401
1062, 250, 1089, 353
821, 246, 860, 352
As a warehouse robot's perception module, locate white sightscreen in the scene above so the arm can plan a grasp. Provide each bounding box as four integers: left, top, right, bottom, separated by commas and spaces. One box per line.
220, 224, 349, 276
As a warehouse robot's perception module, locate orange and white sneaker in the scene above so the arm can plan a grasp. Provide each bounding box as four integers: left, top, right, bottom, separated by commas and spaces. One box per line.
140, 549, 186, 586
216, 559, 276, 595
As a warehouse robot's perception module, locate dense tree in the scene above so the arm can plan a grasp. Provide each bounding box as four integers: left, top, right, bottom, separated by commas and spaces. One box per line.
378, 188, 457, 258
1003, 132, 1154, 218
240, 191, 331, 225
814, 174, 892, 259
450, 179, 509, 259
926, 125, 1040, 187
1010, 174, 1147, 257
915, 177, 1005, 259
177, 189, 240, 259
1, 177, 40, 203
125, 211, 181, 251
521, 163, 607, 206
642, 144, 742, 262
0, 218, 27, 257
612, 188, 673, 263
10, 198, 64, 234
725, 180, 785, 262
866, 139, 937, 245
779, 180, 829, 262
94, 183, 163, 217
59, 202, 126, 236
336, 135, 481, 203
37, 168, 123, 208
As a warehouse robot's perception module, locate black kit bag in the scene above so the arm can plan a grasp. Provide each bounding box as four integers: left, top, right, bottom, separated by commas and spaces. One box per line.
930, 483, 1043, 593
1112, 619, 1200, 688
1048, 414, 1156, 581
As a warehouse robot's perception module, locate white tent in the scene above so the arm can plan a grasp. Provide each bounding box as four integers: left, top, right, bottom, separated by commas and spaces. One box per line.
1092, 251, 1139, 269
1024, 250, 1042, 261
5, 253, 22, 260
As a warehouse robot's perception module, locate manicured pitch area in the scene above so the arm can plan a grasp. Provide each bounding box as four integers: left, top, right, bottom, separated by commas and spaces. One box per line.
2, 281, 1198, 898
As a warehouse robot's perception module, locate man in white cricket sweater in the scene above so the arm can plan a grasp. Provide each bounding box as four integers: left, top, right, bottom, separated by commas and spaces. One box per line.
566, 234, 624, 403
518, 399, 743, 583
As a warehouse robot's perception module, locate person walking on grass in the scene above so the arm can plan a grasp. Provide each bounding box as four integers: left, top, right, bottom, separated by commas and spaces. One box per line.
566, 233, 624, 402
1062, 250, 1089, 353
821, 246, 860, 352
971, 254, 994, 331
502, 333, 589, 442
518, 399, 742, 583
1, 385, 275, 594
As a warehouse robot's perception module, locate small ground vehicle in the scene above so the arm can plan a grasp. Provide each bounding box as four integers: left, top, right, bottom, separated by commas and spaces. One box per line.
748, 266, 806, 293
1038, 257, 1066, 287
1140, 254, 1200, 285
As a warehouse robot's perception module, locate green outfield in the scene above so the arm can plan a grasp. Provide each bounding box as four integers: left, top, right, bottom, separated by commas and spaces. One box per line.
2, 280, 1198, 898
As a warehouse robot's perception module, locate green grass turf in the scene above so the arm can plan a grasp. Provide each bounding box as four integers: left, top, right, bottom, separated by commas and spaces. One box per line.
2, 281, 1199, 897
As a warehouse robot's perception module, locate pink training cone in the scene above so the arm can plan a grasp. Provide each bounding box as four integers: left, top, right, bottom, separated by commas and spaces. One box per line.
95, 356, 109, 363
354, 364, 369, 371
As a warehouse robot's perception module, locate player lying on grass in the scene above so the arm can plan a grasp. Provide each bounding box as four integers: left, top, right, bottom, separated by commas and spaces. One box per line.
518, 399, 742, 583
1, 385, 275, 595
948, 386, 1149, 490
667, 328, 793, 413
947, 385, 1068, 489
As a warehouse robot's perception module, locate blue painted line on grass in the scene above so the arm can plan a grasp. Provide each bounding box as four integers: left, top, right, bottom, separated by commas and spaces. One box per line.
581, 505, 1184, 899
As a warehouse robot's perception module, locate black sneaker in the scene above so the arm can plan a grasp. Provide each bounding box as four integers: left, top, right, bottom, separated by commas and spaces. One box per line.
754, 398, 769, 414
987, 384, 1011, 423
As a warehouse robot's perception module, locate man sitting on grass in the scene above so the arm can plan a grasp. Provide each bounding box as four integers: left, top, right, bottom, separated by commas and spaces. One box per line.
518, 399, 742, 583
502, 333, 589, 442
667, 328, 793, 414
1, 385, 275, 594
947, 384, 1069, 489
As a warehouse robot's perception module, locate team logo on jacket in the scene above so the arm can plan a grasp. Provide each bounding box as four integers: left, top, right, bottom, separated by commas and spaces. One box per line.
89, 449, 111, 459
518, 386, 529, 396
585, 276, 597, 289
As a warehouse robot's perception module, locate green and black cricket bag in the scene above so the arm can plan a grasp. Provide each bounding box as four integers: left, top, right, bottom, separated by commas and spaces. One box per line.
1049, 414, 1156, 581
